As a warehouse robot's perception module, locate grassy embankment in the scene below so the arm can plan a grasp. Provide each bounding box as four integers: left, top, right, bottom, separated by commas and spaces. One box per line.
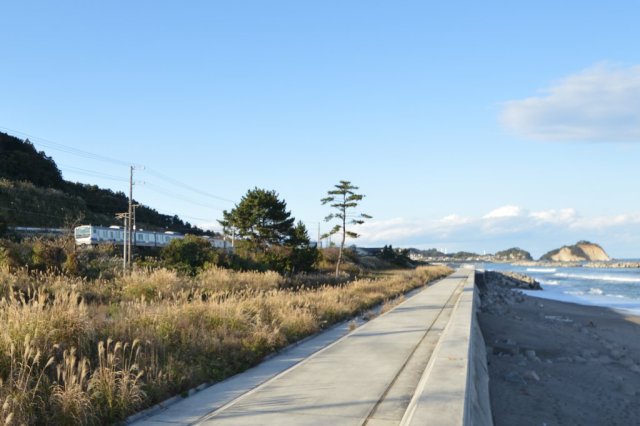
0, 264, 451, 425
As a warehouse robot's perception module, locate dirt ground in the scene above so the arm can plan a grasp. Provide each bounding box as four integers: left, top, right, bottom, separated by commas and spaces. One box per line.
477, 271, 640, 426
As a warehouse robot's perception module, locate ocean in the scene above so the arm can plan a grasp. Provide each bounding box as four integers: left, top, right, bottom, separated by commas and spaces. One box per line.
482, 262, 640, 315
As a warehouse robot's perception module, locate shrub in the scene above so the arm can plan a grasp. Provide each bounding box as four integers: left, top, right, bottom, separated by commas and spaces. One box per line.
31, 239, 67, 272
160, 235, 217, 275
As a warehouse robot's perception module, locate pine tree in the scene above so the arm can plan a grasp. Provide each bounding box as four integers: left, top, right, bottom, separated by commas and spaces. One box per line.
219, 188, 296, 251
321, 180, 371, 277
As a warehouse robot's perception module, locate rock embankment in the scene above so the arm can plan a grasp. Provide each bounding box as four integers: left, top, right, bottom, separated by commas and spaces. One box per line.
478, 272, 529, 316
484, 271, 541, 291
585, 262, 640, 269
512, 260, 582, 268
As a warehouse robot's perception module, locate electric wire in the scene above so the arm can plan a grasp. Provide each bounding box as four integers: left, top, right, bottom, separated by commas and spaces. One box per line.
142, 182, 226, 211
1, 127, 238, 231
0, 126, 133, 167
58, 164, 129, 182
1, 125, 236, 205
144, 168, 235, 203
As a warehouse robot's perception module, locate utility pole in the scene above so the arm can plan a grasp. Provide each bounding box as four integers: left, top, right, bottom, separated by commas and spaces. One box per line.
132, 203, 140, 256
116, 212, 129, 275
128, 166, 133, 267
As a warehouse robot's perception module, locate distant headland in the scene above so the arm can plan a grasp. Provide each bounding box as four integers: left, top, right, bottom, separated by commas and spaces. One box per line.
539, 241, 610, 262
408, 240, 628, 266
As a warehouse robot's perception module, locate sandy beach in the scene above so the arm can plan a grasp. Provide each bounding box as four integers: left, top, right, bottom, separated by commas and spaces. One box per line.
477, 271, 640, 426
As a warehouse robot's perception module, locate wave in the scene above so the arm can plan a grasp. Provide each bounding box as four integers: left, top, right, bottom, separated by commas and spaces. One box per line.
563, 288, 632, 300
554, 272, 640, 283
610, 294, 630, 299
526, 268, 557, 273
540, 279, 559, 286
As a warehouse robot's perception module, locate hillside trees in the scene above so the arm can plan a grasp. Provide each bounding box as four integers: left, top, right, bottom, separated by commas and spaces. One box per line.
0, 131, 205, 232
321, 180, 371, 277
0, 132, 64, 188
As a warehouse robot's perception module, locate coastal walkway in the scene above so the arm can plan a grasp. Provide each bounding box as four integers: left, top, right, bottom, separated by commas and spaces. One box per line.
131, 268, 490, 426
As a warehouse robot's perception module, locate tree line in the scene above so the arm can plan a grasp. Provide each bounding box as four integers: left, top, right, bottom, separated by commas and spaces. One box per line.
1, 131, 374, 276
216, 181, 370, 276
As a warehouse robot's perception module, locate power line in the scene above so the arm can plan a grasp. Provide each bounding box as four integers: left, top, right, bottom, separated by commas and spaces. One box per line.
144, 168, 235, 203
180, 213, 217, 222
1, 125, 236, 205
143, 182, 226, 211
58, 164, 129, 182
0, 126, 133, 167
1, 126, 234, 229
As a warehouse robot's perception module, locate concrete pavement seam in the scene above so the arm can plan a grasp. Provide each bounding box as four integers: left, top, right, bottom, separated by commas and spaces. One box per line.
400, 270, 472, 425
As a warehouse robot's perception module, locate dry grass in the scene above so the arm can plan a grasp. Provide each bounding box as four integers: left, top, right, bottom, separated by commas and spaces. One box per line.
0, 264, 451, 424
50, 348, 93, 425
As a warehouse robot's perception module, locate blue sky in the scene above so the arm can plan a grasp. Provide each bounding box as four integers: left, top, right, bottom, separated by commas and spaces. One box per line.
2, 1, 640, 258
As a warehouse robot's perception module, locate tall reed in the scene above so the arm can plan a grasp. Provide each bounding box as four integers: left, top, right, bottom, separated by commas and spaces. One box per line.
0, 265, 451, 424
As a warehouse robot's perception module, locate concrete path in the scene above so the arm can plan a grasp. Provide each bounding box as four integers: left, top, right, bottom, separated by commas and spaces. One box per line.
133, 270, 471, 426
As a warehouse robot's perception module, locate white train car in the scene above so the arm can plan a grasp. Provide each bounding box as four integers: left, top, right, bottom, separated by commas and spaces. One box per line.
74, 225, 184, 247
202, 235, 232, 250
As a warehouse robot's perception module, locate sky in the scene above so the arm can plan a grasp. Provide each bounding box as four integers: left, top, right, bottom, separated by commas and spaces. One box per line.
2, 1, 640, 258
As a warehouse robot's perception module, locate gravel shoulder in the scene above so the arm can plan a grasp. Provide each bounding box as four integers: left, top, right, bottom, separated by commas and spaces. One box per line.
477, 271, 640, 426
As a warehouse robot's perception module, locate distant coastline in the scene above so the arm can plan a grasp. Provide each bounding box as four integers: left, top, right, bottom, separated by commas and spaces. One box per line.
409, 240, 640, 268
510, 260, 640, 269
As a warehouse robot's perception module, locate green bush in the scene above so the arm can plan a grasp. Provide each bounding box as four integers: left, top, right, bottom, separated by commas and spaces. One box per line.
160, 235, 218, 275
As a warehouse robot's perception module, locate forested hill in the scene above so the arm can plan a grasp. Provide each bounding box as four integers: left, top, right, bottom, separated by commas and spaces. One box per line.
0, 132, 64, 188
0, 131, 207, 234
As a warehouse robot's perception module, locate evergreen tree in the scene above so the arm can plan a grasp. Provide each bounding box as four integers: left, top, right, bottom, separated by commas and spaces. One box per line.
219, 188, 296, 251
321, 180, 371, 276
287, 221, 319, 274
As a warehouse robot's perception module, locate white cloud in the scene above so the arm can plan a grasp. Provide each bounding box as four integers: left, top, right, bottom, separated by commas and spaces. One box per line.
570, 213, 640, 230
440, 214, 470, 225
530, 208, 578, 225
195, 222, 223, 232
501, 64, 640, 142
483, 205, 524, 219
356, 218, 421, 242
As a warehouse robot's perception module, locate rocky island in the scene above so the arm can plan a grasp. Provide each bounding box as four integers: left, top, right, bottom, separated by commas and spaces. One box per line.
494, 247, 533, 262
539, 241, 610, 262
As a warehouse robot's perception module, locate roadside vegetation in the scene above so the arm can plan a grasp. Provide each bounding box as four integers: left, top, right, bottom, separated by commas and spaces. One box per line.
0, 249, 450, 424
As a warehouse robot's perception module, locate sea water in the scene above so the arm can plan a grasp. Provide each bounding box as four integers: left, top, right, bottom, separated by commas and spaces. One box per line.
482, 262, 640, 315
